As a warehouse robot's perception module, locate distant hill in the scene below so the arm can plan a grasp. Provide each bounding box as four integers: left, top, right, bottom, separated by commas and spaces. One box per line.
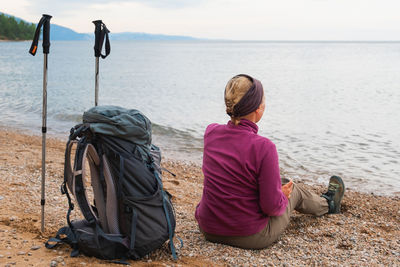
0, 12, 91, 40
50, 24, 90, 40
0, 13, 35, 40
0, 11, 199, 41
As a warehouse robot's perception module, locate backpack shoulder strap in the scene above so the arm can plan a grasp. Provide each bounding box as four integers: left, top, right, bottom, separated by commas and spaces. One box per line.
72, 140, 100, 225
65, 135, 121, 234
64, 139, 77, 193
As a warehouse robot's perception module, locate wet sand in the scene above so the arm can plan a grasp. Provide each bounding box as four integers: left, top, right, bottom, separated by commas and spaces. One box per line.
0, 129, 399, 266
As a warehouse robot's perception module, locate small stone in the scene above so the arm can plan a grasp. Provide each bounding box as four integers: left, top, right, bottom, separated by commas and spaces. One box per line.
17, 251, 26, 255
28, 253, 32, 256
0, 254, 4, 258
0, 195, 4, 200
50, 261, 58, 267
55, 256, 64, 263
31, 245, 41, 250
80, 262, 87, 265
189, 253, 194, 257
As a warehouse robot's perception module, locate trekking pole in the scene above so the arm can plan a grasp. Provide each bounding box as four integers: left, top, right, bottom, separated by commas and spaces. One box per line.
92, 20, 110, 106
29, 14, 52, 233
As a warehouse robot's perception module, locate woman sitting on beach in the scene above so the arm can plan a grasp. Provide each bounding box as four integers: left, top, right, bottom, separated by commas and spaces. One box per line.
195, 74, 345, 249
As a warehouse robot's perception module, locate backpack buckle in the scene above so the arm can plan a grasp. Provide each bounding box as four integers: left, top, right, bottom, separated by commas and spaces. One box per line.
87, 217, 96, 225
124, 205, 132, 213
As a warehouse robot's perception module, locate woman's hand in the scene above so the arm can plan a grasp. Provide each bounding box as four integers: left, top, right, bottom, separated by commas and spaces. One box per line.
281, 180, 293, 199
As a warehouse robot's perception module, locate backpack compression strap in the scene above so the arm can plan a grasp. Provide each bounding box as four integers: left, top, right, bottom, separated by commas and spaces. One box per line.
102, 154, 120, 234
153, 170, 178, 260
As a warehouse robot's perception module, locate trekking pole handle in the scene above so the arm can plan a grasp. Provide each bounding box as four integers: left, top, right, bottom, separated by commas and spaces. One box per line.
93, 20, 103, 58
92, 20, 110, 59
42, 14, 52, 54
29, 14, 52, 56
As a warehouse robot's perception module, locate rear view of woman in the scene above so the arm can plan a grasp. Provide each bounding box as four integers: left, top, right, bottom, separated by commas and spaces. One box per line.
195, 74, 345, 249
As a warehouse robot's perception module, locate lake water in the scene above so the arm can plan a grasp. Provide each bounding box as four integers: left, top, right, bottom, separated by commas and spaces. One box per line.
0, 40, 399, 195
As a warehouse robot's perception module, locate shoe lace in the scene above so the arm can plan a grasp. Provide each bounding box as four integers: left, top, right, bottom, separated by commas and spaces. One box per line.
326, 183, 339, 195
323, 183, 339, 198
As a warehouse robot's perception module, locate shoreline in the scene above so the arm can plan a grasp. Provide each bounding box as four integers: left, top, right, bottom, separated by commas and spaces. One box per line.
2, 123, 397, 197
0, 123, 204, 167
0, 129, 399, 266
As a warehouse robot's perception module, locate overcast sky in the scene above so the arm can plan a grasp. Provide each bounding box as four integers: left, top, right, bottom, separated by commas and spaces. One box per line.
2, 0, 400, 40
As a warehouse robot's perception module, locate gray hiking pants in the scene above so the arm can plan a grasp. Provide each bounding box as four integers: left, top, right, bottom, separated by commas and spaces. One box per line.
200, 183, 329, 249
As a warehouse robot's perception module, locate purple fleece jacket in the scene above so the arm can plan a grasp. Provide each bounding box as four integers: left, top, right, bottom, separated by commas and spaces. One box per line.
195, 119, 288, 236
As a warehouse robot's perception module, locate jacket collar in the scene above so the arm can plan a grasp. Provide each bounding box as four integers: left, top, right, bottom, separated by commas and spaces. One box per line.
227, 119, 258, 134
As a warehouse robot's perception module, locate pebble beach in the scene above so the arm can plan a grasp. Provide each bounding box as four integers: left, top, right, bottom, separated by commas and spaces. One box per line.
0, 129, 399, 266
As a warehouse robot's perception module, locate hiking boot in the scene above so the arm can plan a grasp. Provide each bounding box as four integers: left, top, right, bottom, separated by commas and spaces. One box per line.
321, 175, 345, 214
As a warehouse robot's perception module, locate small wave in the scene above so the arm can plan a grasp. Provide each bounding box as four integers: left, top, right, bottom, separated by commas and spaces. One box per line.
152, 123, 202, 143
52, 113, 82, 123
151, 123, 204, 162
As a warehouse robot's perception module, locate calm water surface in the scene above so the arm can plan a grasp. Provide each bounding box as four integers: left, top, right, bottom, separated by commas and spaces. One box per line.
0, 41, 399, 195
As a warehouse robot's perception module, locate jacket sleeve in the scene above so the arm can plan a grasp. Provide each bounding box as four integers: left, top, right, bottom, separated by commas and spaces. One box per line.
258, 143, 288, 216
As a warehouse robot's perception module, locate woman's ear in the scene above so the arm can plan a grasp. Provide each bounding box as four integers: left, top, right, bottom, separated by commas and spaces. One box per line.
255, 101, 266, 122
256, 102, 265, 114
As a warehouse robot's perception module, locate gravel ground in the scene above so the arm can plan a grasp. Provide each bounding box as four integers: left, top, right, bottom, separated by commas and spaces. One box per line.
0, 129, 399, 266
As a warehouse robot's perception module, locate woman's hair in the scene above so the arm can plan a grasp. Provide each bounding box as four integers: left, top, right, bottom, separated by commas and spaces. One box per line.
225, 76, 253, 125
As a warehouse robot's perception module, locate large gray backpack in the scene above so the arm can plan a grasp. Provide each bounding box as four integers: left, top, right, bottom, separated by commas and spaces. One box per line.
46, 106, 178, 261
